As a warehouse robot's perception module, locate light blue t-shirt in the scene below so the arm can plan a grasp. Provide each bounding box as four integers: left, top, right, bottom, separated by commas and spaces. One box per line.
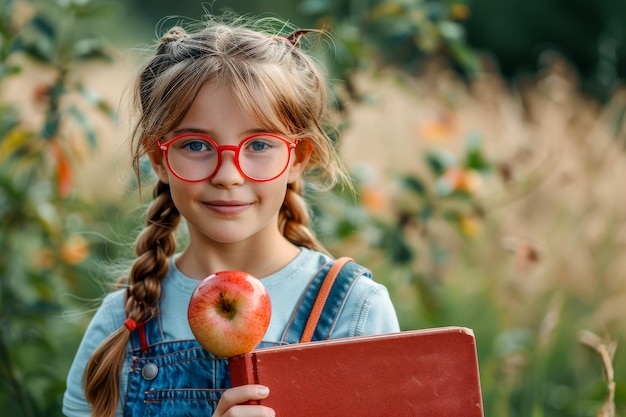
63, 247, 400, 416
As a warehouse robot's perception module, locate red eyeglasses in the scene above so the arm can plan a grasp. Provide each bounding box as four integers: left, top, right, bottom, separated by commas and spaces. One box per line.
157, 133, 298, 182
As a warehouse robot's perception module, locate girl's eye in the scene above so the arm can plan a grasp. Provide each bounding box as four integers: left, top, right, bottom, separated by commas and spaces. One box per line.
247, 140, 272, 152
182, 139, 213, 152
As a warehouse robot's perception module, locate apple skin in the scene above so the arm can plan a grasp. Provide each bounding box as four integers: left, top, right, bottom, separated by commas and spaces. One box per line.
188, 270, 271, 358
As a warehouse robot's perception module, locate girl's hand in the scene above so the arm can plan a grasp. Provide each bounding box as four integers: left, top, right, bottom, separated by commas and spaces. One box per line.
213, 385, 275, 417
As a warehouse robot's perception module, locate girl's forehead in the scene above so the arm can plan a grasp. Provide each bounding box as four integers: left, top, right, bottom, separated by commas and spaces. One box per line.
182, 83, 250, 120
171, 82, 282, 136
214, 80, 290, 130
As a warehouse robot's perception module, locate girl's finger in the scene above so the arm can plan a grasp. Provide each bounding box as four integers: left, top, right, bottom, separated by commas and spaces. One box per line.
214, 385, 273, 417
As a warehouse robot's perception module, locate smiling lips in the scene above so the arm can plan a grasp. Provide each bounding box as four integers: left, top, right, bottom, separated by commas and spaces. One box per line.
204, 200, 253, 215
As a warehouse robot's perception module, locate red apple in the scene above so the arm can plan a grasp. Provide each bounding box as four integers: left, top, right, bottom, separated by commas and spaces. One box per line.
188, 270, 271, 358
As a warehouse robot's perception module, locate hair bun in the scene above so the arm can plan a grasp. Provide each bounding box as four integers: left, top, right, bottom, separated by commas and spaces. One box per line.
161, 26, 187, 44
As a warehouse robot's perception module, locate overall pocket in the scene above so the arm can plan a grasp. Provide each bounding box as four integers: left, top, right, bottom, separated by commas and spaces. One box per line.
124, 344, 230, 417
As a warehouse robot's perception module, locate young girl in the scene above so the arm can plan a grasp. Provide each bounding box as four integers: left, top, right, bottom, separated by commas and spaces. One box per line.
63, 15, 399, 417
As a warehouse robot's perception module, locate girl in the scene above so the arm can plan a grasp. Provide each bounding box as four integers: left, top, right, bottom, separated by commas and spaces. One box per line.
63, 15, 399, 417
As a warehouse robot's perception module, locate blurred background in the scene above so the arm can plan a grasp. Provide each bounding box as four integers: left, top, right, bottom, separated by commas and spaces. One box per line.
2, 0, 626, 416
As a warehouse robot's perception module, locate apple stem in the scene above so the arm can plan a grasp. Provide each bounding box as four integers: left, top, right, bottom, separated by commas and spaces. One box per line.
219, 292, 231, 314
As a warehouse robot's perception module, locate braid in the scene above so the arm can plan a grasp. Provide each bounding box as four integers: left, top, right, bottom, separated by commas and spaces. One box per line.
127, 181, 180, 322
84, 181, 180, 417
280, 179, 328, 254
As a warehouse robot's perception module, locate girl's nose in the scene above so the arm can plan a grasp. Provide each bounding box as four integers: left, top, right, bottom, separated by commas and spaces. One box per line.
209, 151, 245, 188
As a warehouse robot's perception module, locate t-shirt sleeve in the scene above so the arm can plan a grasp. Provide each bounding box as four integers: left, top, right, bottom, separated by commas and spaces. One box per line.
63, 290, 126, 417
331, 275, 400, 338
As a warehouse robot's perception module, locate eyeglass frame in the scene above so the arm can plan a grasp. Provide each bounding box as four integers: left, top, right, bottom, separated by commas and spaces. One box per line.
157, 133, 299, 183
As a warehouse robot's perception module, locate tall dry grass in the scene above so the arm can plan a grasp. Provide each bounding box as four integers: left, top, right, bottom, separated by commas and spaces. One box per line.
337, 53, 626, 415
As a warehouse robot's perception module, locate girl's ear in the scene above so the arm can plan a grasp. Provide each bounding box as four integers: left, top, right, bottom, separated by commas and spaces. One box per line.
288, 140, 313, 183
144, 138, 170, 184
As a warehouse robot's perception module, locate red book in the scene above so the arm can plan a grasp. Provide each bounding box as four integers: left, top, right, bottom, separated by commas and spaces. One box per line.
228, 326, 484, 416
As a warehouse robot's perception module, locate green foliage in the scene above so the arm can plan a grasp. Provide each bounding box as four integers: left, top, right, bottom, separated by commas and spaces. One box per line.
311, 132, 488, 310
299, 0, 479, 112
0, 1, 126, 415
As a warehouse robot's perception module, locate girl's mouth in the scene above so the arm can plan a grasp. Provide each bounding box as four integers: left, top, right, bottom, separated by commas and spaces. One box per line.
204, 201, 253, 215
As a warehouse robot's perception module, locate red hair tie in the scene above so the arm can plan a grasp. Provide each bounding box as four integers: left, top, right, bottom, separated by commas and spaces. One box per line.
124, 318, 138, 332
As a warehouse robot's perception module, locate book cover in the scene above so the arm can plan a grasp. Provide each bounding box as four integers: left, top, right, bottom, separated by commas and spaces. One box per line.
228, 326, 484, 417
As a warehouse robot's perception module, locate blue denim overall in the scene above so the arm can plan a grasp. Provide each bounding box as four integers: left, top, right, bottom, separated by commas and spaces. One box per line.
123, 259, 369, 417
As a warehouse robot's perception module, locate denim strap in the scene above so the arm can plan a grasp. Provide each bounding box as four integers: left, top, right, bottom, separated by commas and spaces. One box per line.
280, 258, 370, 344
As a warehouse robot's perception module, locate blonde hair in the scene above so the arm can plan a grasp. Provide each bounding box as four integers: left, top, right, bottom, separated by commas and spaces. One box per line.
83, 15, 350, 417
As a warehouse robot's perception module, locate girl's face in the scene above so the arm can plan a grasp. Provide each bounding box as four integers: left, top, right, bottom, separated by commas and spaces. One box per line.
148, 82, 311, 248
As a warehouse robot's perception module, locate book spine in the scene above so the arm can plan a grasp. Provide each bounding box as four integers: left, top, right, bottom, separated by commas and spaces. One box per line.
228, 353, 257, 386
228, 353, 260, 405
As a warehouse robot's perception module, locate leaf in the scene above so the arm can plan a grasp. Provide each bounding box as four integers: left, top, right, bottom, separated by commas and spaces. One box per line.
424, 1, 445, 20
76, 84, 116, 120
425, 149, 456, 176
336, 219, 356, 238
400, 175, 427, 197
448, 40, 480, 76
73, 38, 113, 62
438, 21, 465, 41
380, 225, 414, 264
418, 206, 433, 223
67, 106, 97, 149
40, 114, 60, 140
434, 175, 454, 196
0, 65, 22, 80
463, 131, 491, 171
30, 16, 56, 41
18, 40, 54, 64
0, 127, 31, 161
